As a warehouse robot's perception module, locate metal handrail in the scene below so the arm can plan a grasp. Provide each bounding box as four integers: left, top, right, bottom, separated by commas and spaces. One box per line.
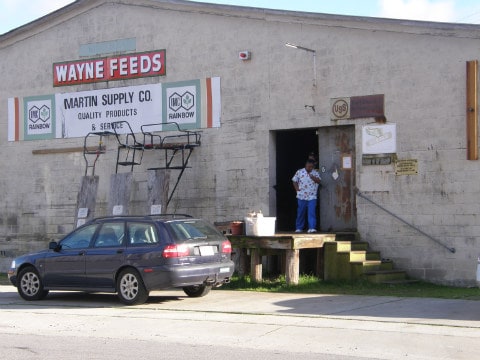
356, 189, 455, 253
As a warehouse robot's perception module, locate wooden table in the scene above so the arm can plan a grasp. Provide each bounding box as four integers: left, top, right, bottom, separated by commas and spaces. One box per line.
227, 233, 336, 285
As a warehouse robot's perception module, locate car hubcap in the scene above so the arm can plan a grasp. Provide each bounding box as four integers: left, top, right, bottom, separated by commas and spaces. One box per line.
21, 272, 40, 296
120, 273, 138, 300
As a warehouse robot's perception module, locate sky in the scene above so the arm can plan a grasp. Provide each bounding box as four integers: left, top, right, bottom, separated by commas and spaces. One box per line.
1, 0, 480, 35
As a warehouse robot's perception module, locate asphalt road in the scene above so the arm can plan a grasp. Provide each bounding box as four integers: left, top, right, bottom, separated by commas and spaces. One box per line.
1, 285, 479, 359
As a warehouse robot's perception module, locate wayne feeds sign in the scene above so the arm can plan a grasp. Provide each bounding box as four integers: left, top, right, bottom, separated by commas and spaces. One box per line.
53, 50, 166, 86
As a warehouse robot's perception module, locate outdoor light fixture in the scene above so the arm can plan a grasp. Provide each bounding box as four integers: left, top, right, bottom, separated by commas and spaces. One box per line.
285, 42, 317, 87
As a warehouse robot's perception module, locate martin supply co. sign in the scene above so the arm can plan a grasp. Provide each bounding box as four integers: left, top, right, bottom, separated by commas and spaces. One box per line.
59, 84, 163, 137
53, 50, 166, 86
8, 78, 221, 141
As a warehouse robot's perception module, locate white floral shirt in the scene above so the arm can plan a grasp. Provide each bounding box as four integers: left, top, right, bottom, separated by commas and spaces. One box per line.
292, 168, 321, 200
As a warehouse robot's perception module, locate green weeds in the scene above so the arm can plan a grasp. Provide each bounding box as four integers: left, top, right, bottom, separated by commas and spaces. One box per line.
219, 275, 480, 300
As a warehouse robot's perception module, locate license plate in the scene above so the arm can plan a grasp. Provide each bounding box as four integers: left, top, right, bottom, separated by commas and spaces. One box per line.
220, 267, 230, 273
199, 246, 214, 256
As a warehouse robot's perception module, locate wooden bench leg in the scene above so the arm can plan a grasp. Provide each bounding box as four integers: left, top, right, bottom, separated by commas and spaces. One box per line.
286, 249, 299, 285
250, 248, 262, 282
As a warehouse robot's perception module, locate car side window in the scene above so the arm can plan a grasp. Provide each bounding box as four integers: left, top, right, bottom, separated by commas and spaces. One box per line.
94, 222, 125, 248
128, 222, 159, 246
61, 224, 98, 249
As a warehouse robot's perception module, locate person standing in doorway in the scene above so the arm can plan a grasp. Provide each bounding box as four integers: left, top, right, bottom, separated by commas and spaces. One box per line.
292, 159, 321, 233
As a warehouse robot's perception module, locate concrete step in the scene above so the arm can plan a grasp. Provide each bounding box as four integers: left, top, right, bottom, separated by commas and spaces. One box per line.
351, 260, 380, 278
350, 260, 394, 278
381, 279, 420, 285
366, 251, 381, 261
364, 270, 407, 283
380, 260, 394, 271
324, 235, 412, 283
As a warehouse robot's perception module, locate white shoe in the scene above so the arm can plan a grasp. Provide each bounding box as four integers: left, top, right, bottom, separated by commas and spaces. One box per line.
295, 229, 302, 233
307, 229, 317, 233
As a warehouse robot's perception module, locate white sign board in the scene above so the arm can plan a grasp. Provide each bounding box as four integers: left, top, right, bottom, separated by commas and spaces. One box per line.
8, 77, 221, 141
57, 84, 162, 137
362, 124, 396, 154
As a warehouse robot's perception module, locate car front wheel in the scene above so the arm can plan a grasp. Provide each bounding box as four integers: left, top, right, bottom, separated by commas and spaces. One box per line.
116, 268, 149, 305
183, 284, 212, 297
17, 266, 49, 301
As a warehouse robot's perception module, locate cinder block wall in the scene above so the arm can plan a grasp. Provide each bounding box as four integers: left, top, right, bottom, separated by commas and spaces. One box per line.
0, 1, 479, 284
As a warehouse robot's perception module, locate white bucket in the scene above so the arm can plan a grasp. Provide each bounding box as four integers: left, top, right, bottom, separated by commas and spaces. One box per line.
244, 216, 255, 236
244, 216, 276, 236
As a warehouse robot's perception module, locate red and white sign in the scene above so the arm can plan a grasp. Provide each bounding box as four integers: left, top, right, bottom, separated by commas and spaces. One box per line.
53, 50, 166, 86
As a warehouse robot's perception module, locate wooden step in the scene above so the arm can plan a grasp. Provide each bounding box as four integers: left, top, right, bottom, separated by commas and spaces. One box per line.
349, 250, 367, 262
347, 250, 381, 262
336, 241, 369, 252
334, 232, 360, 241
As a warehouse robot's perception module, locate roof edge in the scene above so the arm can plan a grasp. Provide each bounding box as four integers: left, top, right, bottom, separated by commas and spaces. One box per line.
2, 0, 480, 45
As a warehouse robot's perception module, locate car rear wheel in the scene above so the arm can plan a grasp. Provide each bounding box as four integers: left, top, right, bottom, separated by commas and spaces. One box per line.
17, 266, 49, 301
183, 284, 212, 297
117, 268, 149, 305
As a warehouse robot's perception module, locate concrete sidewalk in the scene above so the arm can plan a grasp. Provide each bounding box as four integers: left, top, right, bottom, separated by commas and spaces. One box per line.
2, 285, 480, 359
156, 289, 480, 328
1, 284, 479, 328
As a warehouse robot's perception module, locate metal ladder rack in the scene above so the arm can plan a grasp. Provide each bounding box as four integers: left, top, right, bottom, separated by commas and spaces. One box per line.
111, 121, 145, 173
107, 120, 201, 207
83, 131, 114, 176
141, 122, 201, 207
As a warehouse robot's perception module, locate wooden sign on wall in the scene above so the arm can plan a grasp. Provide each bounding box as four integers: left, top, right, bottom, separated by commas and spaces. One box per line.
331, 94, 384, 120
466, 60, 478, 160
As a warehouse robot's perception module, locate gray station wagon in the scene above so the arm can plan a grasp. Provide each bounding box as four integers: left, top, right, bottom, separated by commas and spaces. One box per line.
8, 215, 234, 305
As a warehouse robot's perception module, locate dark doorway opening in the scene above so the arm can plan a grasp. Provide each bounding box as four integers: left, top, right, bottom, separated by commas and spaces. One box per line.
274, 128, 319, 276
275, 129, 318, 232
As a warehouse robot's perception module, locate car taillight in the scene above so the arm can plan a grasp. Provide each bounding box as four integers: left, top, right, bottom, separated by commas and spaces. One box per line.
221, 240, 232, 254
162, 244, 189, 258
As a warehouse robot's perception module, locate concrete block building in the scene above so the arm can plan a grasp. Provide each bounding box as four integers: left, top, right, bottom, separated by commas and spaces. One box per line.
1, 0, 479, 285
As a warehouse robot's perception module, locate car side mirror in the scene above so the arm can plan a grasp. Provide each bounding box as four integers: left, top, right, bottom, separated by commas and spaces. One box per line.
49, 241, 60, 252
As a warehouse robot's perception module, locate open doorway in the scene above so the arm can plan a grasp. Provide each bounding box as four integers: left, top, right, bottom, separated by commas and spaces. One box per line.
275, 129, 318, 232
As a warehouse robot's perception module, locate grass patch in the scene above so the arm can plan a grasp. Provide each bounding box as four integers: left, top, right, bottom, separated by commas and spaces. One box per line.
219, 275, 480, 300
0, 273, 10, 285
1, 272, 478, 300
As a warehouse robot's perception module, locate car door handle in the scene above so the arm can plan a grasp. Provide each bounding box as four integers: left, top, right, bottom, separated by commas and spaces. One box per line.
78, 251, 86, 256
116, 249, 124, 254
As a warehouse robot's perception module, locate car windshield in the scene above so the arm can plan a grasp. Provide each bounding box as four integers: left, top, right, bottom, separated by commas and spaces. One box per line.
166, 219, 224, 242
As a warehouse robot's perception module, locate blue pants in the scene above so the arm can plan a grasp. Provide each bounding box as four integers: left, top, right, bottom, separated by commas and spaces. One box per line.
296, 199, 317, 230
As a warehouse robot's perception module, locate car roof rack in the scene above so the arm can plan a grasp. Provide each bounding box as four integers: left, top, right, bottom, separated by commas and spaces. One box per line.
148, 214, 193, 219
88, 214, 193, 222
